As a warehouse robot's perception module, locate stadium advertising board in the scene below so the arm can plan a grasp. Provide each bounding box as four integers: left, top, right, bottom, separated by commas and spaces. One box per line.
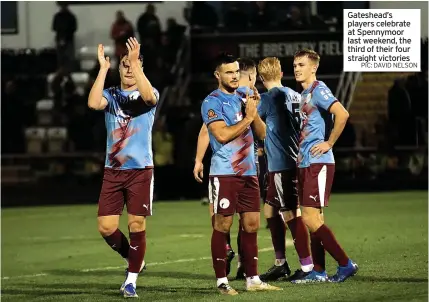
191, 31, 343, 74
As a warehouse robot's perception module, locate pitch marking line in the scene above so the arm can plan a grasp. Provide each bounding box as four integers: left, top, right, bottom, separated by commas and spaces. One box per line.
2, 240, 293, 280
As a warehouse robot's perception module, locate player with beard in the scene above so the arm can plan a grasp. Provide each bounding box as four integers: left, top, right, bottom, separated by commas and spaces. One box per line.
193, 58, 259, 280
200, 52, 281, 295
88, 37, 158, 297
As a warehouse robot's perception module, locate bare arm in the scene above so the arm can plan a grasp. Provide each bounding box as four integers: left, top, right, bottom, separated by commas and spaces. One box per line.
88, 44, 110, 110
128, 38, 157, 106
208, 117, 253, 144
130, 61, 157, 106
195, 124, 210, 162
327, 102, 349, 147
251, 114, 266, 140
88, 68, 109, 110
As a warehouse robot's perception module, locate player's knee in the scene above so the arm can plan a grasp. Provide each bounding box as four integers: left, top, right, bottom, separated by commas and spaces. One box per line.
242, 218, 260, 233
301, 211, 323, 233
263, 203, 275, 219
214, 216, 233, 233
97, 220, 118, 237
128, 216, 146, 232
282, 210, 296, 223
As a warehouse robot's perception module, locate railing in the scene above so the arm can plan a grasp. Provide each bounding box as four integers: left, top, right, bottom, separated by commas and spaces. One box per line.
155, 35, 189, 120
336, 72, 361, 110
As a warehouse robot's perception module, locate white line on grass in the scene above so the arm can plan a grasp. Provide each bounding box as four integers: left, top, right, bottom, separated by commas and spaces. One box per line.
2, 239, 292, 279
1, 273, 47, 280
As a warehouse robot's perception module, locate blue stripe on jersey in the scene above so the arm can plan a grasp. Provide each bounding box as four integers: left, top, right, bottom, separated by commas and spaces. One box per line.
257, 86, 300, 172
201, 88, 257, 176
103, 86, 159, 169
298, 81, 336, 168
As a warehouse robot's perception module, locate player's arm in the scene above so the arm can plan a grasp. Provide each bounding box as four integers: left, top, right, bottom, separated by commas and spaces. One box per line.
250, 88, 266, 140
208, 97, 256, 144
193, 124, 210, 183
311, 87, 349, 156
209, 118, 253, 144
127, 37, 157, 106
196, 124, 209, 162
327, 102, 349, 147
88, 44, 110, 110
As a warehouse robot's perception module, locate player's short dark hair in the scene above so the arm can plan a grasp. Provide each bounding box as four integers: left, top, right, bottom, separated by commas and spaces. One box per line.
213, 52, 237, 70
294, 48, 320, 64
120, 53, 144, 64
237, 58, 256, 72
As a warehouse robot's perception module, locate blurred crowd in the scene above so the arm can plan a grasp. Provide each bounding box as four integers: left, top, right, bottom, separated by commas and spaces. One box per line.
1, 3, 186, 155
187, 1, 337, 33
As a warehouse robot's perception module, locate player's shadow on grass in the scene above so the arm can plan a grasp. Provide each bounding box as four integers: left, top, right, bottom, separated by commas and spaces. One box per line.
354, 275, 428, 283
48, 268, 213, 280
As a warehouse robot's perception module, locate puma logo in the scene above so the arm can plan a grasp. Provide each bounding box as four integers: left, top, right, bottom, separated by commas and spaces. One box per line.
130, 245, 139, 251
143, 204, 148, 210
309, 195, 318, 202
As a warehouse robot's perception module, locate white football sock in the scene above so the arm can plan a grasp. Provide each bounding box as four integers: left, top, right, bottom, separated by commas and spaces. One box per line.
246, 275, 261, 286
301, 263, 314, 273
216, 277, 228, 287
275, 258, 286, 266
125, 272, 138, 288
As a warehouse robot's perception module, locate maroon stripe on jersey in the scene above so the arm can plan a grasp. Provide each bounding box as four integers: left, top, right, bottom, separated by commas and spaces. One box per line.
309, 81, 319, 93
231, 128, 253, 176
108, 119, 139, 168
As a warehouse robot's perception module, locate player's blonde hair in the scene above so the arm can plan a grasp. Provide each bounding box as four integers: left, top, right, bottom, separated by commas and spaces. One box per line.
258, 57, 282, 82
294, 49, 320, 64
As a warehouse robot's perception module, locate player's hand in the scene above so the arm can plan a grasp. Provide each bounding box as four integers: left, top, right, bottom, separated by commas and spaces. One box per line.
245, 94, 257, 121
250, 86, 261, 105
97, 44, 110, 70
310, 141, 333, 157
193, 161, 204, 183
126, 37, 141, 63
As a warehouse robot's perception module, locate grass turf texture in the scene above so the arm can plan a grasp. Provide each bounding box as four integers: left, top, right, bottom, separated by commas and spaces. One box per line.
2, 191, 428, 301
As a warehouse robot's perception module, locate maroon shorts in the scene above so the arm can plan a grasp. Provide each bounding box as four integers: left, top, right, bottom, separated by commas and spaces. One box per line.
297, 164, 335, 208
208, 176, 260, 215
265, 169, 299, 211
98, 168, 154, 217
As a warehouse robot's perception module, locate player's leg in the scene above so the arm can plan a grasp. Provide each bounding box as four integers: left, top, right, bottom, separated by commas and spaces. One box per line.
209, 180, 235, 277
235, 215, 244, 279
259, 172, 289, 281
209, 177, 238, 295
121, 169, 153, 297
299, 164, 358, 283
238, 176, 281, 292
97, 169, 129, 264
278, 169, 313, 278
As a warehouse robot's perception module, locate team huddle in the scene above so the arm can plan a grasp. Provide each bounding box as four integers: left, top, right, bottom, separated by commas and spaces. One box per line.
88, 37, 358, 298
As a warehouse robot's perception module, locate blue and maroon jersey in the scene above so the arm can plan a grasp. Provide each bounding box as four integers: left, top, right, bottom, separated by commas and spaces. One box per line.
298, 81, 337, 168
201, 88, 257, 177
103, 86, 159, 169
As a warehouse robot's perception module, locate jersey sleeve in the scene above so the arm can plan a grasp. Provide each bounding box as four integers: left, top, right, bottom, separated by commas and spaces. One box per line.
153, 87, 160, 101
313, 86, 338, 112
201, 97, 224, 126
102, 88, 115, 105
257, 94, 269, 120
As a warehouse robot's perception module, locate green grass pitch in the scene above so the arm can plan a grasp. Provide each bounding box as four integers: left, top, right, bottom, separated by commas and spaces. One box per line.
2, 191, 428, 301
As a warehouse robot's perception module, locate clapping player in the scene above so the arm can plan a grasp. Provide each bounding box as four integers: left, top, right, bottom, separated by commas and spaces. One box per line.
88, 37, 159, 298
